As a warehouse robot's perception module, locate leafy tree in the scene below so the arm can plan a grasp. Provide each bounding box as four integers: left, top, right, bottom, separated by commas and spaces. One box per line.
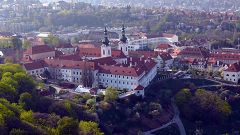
0, 82, 16, 102
82, 93, 92, 103
13, 72, 36, 94
0, 103, 15, 125
86, 99, 95, 107
20, 110, 34, 124
18, 92, 33, 110
79, 121, 103, 135
1, 76, 18, 90
104, 87, 118, 102
175, 89, 192, 107
57, 117, 79, 135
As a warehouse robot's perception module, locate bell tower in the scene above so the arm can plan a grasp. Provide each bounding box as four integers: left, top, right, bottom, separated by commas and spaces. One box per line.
118, 25, 128, 56
101, 27, 112, 58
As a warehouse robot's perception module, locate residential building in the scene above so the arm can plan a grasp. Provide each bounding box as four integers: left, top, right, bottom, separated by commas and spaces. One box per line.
223, 62, 240, 84
23, 45, 55, 61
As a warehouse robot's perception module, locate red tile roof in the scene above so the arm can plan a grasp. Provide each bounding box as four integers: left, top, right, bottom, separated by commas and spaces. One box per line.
23, 60, 47, 70
78, 48, 101, 57
210, 51, 240, 61
162, 33, 176, 38
129, 51, 172, 61
159, 52, 173, 61
90, 57, 117, 65
112, 50, 127, 58
24, 45, 55, 55
156, 44, 172, 50
134, 85, 144, 91
225, 62, 240, 72
44, 59, 96, 69
98, 57, 156, 77
98, 65, 144, 77
179, 47, 209, 58
78, 47, 126, 59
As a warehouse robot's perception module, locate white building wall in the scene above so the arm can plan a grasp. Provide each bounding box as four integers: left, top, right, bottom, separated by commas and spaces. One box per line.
28, 67, 48, 76
56, 48, 76, 55
139, 65, 157, 87
98, 73, 138, 90
224, 71, 240, 83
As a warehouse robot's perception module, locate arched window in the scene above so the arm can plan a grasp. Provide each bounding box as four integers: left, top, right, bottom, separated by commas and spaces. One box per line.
103, 50, 105, 55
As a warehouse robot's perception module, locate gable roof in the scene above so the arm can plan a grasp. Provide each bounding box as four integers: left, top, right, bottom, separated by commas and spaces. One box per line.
24, 45, 55, 55
179, 47, 209, 58
129, 50, 172, 60
23, 60, 47, 70
78, 48, 101, 57
225, 62, 240, 72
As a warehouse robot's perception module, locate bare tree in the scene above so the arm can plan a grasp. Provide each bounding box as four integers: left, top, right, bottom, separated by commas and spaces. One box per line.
81, 61, 94, 88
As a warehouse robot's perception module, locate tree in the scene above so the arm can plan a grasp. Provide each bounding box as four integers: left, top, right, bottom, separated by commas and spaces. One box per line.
104, 87, 118, 102
79, 121, 103, 135
18, 92, 33, 110
13, 72, 36, 94
22, 40, 30, 50
57, 117, 79, 135
12, 37, 22, 62
44, 34, 60, 47
1, 76, 18, 90
175, 89, 192, 107
0, 82, 16, 102
81, 62, 94, 88
20, 110, 34, 124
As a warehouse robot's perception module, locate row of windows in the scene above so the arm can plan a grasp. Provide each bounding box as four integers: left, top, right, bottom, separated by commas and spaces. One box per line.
31, 69, 44, 74
226, 74, 240, 77
101, 74, 133, 79
100, 79, 135, 85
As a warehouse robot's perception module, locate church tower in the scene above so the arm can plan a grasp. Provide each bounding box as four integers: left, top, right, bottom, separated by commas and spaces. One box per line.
101, 27, 112, 58
118, 25, 128, 56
